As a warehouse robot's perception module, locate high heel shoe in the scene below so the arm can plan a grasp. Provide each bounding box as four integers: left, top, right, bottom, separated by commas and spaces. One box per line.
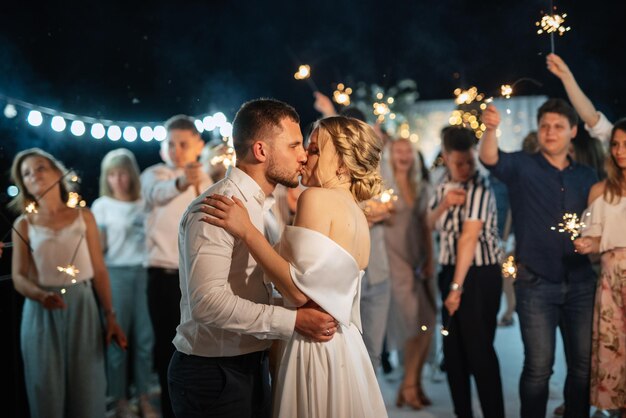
417, 386, 432, 406
395, 385, 423, 410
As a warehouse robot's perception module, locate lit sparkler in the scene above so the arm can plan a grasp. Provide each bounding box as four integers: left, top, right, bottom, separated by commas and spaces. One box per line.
379, 188, 397, 204
501, 255, 517, 279
25, 202, 38, 213
210, 147, 236, 169
293, 64, 318, 92
57, 234, 85, 294
294, 65, 310, 80
535, 7, 571, 53
550, 212, 589, 241
332, 83, 352, 106
500, 85, 513, 99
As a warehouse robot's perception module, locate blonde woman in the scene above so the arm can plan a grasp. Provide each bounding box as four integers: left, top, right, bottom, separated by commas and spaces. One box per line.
385, 138, 435, 410
200, 116, 388, 417
10, 148, 126, 418
91, 148, 156, 418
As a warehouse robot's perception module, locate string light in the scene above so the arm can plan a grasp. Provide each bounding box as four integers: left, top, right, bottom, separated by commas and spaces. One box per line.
0, 92, 232, 142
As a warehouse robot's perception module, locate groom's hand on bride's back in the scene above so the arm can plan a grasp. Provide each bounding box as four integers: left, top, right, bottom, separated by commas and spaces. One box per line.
295, 301, 338, 342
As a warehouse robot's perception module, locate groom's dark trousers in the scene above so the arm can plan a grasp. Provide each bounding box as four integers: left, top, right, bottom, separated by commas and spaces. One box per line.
168, 350, 271, 418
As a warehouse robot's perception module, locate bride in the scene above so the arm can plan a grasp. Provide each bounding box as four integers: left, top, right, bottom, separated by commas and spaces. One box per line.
200, 116, 388, 417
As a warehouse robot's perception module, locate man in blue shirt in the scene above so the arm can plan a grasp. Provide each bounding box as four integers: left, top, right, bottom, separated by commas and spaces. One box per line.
479, 99, 597, 418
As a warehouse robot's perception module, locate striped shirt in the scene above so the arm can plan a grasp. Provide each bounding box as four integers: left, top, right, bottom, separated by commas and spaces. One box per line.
430, 173, 502, 266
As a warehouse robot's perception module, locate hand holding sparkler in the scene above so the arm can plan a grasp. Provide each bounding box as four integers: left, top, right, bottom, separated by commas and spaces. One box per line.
481, 104, 500, 131
313, 92, 337, 117
573, 236, 600, 255
40, 291, 67, 310
546, 53, 573, 81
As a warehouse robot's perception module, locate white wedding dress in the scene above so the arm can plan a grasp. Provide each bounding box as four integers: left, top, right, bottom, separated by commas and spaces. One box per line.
272, 226, 388, 418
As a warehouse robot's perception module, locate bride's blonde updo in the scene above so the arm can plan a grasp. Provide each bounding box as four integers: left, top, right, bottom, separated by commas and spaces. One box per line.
314, 116, 383, 201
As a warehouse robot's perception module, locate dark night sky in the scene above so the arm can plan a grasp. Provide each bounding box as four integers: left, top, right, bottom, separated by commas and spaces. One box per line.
0, 0, 625, 201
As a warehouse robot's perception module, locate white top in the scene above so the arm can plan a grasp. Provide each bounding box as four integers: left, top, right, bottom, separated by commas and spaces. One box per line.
173, 167, 296, 357
27, 210, 94, 287
585, 111, 613, 144
91, 196, 146, 267
140, 163, 213, 269
582, 195, 626, 253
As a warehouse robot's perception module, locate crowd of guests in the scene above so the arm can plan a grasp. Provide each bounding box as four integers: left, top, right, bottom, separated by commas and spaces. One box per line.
2, 52, 625, 418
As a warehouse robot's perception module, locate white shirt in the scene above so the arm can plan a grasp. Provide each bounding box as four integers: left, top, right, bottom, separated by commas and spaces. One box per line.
583, 195, 626, 253
140, 163, 212, 269
91, 196, 145, 266
585, 111, 613, 144
173, 167, 296, 357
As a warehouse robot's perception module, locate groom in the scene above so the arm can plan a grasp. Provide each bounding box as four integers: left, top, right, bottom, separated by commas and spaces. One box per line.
168, 99, 338, 418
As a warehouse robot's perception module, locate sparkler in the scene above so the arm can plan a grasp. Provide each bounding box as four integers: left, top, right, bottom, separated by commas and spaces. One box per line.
501, 255, 517, 279
441, 315, 453, 337
550, 212, 590, 241
293, 64, 318, 92
332, 83, 352, 106
451, 86, 489, 139
535, 5, 571, 53
209, 147, 236, 169
58, 234, 85, 294
378, 188, 398, 204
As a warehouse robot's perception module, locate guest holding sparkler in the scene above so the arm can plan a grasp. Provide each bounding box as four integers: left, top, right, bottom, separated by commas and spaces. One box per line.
385, 137, 436, 410
574, 119, 626, 417
140, 115, 212, 418
427, 127, 504, 418
480, 100, 598, 418
92, 148, 156, 418
9, 148, 126, 418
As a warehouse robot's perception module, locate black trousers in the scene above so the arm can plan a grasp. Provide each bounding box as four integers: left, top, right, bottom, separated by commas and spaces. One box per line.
439, 264, 505, 418
168, 350, 271, 418
147, 267, 181, 418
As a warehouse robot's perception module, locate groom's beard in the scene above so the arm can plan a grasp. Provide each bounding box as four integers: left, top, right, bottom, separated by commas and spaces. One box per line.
267, 155, 300, 188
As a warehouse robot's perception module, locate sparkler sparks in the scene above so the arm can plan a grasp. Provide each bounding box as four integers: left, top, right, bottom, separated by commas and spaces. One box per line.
550, 212, 590, 240
293, 65, 310, 80
25, 202, 38, 213
378, 188, 397, 204
332, 83, 352, 106
501, 255, 517, 279
536, 10, 570, 36
57, 264, 80, 278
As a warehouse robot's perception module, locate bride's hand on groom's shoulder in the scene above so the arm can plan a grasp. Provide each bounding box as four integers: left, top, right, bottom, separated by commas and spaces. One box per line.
197, 194, 253, 240
295, 301, 339, 343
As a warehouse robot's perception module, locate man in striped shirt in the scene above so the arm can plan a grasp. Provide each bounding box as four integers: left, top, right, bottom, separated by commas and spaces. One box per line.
428, 126, 504, 418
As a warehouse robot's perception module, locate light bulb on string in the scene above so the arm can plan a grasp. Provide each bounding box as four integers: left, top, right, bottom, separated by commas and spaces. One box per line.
27, 110, 43, 126
122, 126, 137, 142
107, 125, 122, 141
91, 123, 106, 139
4, 103, 17, 118
153, 126, 167, 141
140, 126, 153, 142
70, 121, 86, 136
51, 116, 66, 132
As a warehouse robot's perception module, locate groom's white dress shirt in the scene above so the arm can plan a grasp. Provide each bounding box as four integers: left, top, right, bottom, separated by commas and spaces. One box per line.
173, 166, 296, 357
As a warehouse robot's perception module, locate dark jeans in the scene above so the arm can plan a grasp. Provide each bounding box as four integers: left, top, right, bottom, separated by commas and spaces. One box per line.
168, 350, 271, 418
515, 264, 595, 418
439, 264, 504, 418
147, 268, 181, 418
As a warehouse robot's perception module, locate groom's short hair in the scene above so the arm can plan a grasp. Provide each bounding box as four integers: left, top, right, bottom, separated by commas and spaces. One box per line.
232, 98, 300, 158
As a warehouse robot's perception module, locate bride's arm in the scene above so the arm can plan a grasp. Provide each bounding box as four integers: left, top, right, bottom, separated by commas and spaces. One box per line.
199, 193, 309, 306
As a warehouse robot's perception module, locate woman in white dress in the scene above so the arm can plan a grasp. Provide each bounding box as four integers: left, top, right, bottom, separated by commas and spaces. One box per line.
200, 116, 388, 418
